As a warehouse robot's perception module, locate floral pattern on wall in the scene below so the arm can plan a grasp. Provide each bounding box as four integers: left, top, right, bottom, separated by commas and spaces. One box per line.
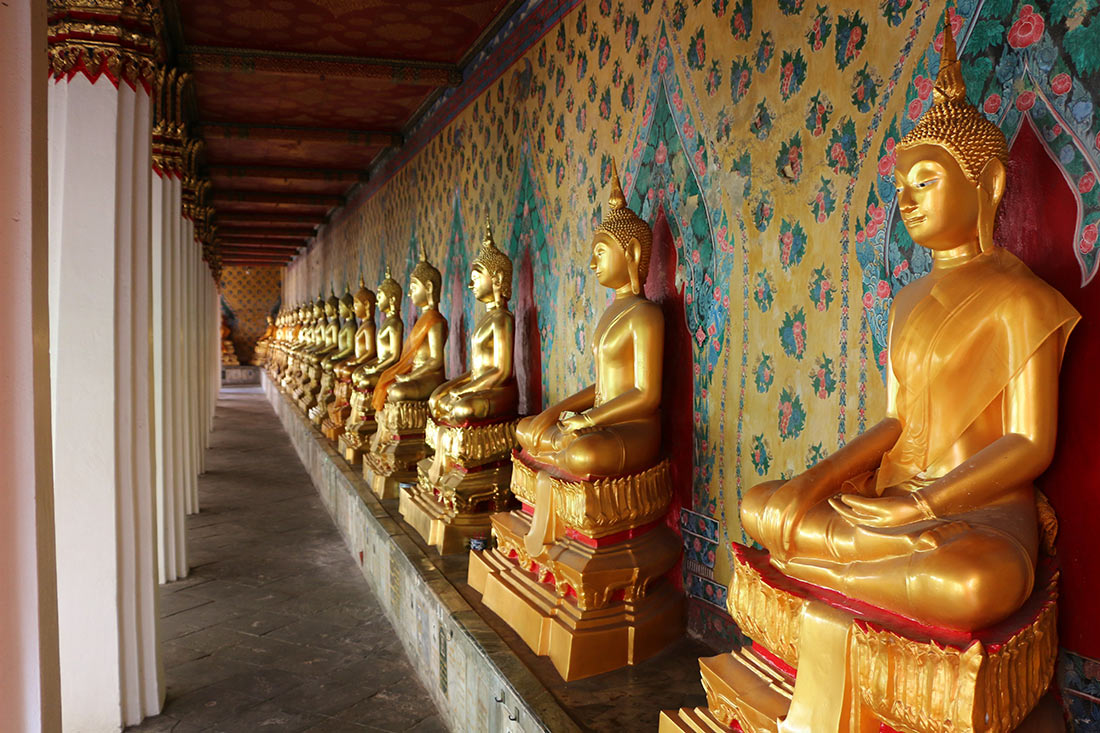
284, 0, 1099, 623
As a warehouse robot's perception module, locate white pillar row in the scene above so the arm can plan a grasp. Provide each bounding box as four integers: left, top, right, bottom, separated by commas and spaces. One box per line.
0, 2, 62, 728
47, 70, 163, 729
152, 168, 189, 584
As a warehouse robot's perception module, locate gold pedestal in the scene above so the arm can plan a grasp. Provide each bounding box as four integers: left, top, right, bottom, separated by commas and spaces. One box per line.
320, 378, 353, 441
363, 400, 432, 500
399, 417, 519, 555
307, 369, 336, 425
337, 387, 376, 464
468, 454, 682, 681
662, 545, 1059, 733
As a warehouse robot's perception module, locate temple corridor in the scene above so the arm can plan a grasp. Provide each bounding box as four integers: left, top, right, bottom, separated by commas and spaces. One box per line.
126, 387, 445, 733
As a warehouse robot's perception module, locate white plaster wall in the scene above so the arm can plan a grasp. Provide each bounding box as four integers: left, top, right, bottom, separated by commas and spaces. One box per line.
0, 1, 62, 729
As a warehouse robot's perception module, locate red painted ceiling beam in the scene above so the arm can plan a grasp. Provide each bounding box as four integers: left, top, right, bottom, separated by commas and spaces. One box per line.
211, 190, 342, 207
219, 251, 295, 260
207, 164, 367, 183
217, 226, 317, 238
201, 123, 402, 148
184, 46, 462, 87
214, 212, 322, 225
218, 231, 309, 242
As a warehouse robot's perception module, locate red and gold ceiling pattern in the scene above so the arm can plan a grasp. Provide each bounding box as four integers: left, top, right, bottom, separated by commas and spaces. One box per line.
193, 72, 432, 130
179, 0, 511, 61
175, 0, 517, 264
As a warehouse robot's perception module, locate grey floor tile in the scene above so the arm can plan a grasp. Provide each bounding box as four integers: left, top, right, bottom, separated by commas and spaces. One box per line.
127, 387, 446, 732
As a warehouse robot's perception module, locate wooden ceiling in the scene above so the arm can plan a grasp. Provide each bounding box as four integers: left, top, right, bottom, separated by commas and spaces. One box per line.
165, 0, 519, 267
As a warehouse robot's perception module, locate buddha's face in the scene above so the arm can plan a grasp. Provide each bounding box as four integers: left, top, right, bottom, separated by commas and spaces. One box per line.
338, 301, 351, 320
894, 144, 980, 251
377, 290, 391, 314
353, 298, 368, 319
589, 232, 630, 289
469, 264, 494, 303
409, 277, 429, 307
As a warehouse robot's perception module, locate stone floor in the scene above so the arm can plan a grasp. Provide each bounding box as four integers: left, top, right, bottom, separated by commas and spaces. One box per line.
126, 387, 446, 733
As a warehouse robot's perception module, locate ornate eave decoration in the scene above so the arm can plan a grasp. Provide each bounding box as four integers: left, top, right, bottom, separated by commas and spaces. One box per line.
47, 0, 163, 91
152, 67, 190, 176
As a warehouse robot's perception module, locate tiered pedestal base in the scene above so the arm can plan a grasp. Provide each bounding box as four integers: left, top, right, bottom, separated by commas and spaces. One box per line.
320, 378, 354, 441
468, 454, 682, 681
659, 545, 1060, 733
362, 399, 431, 500
307, 369, 337, 425
399, 417, 519, 555
469, 509, 682, 681
337, 387, 376, 464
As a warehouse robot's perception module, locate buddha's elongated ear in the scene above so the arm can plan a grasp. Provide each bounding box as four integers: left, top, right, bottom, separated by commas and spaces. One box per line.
627, 237, 643, 295
977, 158, 1007, 252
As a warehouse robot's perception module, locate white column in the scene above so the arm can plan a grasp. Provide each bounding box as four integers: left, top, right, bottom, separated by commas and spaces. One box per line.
48, 71, 163, 729
153, 170, 188, 584
0, 2, 62, 729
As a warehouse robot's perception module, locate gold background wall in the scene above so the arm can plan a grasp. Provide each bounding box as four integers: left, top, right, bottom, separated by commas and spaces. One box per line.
221, 265, 282, 363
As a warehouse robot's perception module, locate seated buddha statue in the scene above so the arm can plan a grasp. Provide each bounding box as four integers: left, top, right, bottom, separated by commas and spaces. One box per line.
294, 294, 337, 407
309, 288, 358, 424
322, 279, 377, 442
339, 270, 403, 463
515, 162, 663, 479
220, 317, 239, 365
662, 21, 1080, 733
469, 163, 682, 681
282, 301, 318, 393
363, 251, 448, 499
428, 218, 519, 426
401, 219, 521, 554
251, 315, 276, 366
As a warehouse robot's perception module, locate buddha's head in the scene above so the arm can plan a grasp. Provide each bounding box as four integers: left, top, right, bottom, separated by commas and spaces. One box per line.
409, 248, 442, 309
470, 217, 513, 305
297, 305, 308, 324
313, 295, 325, 322
590, 160, 652, 294
353, 276, 376, 320
338, 287, 354, 321
325, 290, 339, 321
378, 267, 402, 316
895, 11, 1007, 254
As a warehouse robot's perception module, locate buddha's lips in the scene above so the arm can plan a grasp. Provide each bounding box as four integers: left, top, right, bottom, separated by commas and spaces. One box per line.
903, 215, 926, 226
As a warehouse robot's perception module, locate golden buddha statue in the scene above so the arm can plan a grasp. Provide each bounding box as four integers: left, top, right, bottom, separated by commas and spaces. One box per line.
662, 17, 1079, 733
309, 288, 358, 425
295, 293, 338, 410
339, 269, 404, 464
251, 315, 276, 366
401, 219, 521, 554
322, 279, 378, 442
220, 317, 239, 365
363, 251, 448, 500
468, 162, 682, 681
282, 301, 316, 393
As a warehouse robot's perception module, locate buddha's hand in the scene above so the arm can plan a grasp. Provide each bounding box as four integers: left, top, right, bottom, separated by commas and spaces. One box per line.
525, 408, 563, 447
829, 492, 929, 528
558, 413, 592, 435
757, 467, 833, 559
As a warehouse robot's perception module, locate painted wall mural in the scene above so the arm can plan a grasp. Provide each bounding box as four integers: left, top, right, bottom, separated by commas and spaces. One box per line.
220, 265, 282, 363
285, 0, 1100, 675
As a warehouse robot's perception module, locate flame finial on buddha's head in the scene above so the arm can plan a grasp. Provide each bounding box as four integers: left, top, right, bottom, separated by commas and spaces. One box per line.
898, 5, 1008, 183
596, 159, 652, 284
472, 216, 513, 299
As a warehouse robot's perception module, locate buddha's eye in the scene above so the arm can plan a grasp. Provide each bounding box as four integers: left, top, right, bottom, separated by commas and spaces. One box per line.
914, 178, 937, 189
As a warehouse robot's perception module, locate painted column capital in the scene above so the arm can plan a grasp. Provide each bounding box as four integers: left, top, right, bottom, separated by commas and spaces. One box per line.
47, 0, 162, 90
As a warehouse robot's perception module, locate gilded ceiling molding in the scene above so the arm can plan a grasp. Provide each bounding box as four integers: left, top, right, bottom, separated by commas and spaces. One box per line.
47, 0, 163, 90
